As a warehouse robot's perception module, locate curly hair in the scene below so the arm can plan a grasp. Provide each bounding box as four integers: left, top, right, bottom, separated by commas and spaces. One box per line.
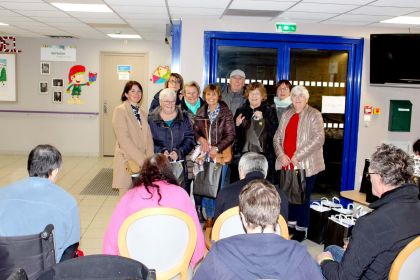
370, 143, 414, 187
132, 154, 178, 203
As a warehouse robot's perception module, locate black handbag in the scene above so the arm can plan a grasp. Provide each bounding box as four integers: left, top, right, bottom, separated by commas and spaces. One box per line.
242, 119, 267, 153
307, 201, 331, 244
193, 161, 223, 198
323, 214, 355, 249
170, 161, 185, 188
279, 167, 306, 204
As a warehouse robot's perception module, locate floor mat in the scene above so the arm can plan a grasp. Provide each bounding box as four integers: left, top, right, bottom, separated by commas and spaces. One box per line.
80, 168, 118, 196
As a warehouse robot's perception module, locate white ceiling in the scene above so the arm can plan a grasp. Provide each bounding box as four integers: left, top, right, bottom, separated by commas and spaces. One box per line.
0, 0, 420, 41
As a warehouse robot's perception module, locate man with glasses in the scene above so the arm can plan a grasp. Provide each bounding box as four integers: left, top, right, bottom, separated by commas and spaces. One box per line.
317, 143, 420, 280
222, 69, 246, 116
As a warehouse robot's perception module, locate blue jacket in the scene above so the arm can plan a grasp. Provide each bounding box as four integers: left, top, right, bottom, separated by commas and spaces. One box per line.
148, 107, 195, 160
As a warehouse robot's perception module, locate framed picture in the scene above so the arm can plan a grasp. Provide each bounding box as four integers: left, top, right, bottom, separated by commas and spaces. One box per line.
0, 53, 17, 101
53, 91, 62, 103
40, 81, 48, 94
40, 62, 50, 75
52, 78, 64, 87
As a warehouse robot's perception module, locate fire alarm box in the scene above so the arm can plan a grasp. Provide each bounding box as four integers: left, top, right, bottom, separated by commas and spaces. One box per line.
388, 100, 412, 132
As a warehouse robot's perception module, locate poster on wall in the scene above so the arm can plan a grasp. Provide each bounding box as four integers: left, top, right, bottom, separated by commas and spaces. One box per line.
66, 64, 97, 104
150, 65, 170, 84
41, 45, 76, 62
0, 53, 16, 101
117, 65, 131, 80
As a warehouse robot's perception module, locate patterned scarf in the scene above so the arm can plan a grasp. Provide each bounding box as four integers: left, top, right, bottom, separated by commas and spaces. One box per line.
130, 105, 141, 124
207, 103, 220, 124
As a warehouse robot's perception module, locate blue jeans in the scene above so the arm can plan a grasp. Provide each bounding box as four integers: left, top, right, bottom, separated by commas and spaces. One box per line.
288, 175, 317, 228
325, 245, 345, 262
202, 165, 229, 218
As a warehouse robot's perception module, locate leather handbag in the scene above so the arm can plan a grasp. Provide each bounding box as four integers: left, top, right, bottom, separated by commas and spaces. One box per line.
203, 119, 232, 164
279, 166, 306, 204
170, 160, 185, 187
193, 161, 223, 198
126, 159, 140, 176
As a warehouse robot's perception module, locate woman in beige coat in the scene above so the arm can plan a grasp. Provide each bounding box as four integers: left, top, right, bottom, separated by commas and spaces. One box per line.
273, 85, 325, 242
112, 80, 154, 197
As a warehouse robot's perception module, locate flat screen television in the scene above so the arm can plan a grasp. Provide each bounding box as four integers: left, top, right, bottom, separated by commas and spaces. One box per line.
370, 34, 420, 85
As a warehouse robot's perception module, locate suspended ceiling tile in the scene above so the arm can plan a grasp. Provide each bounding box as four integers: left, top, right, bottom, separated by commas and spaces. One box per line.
122, 13, 169, 20
370, 0, 420, 8
289, 3, 358, 13
406, 10, 420, 16
104, 0, 165, 5
11, 21, 51, 28
168, 0, 231, 8
330, 14, 390, 22
170, 7, 224, 16
229, 0, 296, 11
36, 17, 81, 23
81, 18, 126, 24
0, 9, 21, 16
67, 11, 122, 19
14, 10, 71, 17
322, 20, 372, 26
301, 0, 371, 4
112, 5, 167, 13
278, 11, 337, 20
349, 6, 418, 16
368, 22, 417, 28
0, 2, 55, 10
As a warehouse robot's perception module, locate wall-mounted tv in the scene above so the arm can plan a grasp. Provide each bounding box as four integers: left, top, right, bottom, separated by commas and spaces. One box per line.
370, 34, 420, 85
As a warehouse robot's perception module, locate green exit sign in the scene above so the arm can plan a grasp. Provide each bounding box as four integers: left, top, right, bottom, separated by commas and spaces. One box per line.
276, 23, 297, 32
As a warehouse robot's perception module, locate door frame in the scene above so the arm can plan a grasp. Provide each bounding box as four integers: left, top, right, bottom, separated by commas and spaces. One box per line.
203, 31, 364, 191
99, 51, 149, 156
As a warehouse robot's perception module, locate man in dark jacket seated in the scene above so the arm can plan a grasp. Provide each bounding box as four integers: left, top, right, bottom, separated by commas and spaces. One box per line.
214, 152, 288, 221
194, 179, 323, 280
317, 143, 420, 280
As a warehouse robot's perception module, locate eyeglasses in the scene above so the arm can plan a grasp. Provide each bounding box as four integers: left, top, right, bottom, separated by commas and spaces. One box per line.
279, 87, 290, 92
365, 172, 378, 178
162, 100, 176, 105
168, 79, 181, 84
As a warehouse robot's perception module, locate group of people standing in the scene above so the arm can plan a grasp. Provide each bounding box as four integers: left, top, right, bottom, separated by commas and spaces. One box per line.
110, 69, 326, 242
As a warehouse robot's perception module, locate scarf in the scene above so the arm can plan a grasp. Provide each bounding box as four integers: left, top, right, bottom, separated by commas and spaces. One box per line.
130, 105, 141, 124
207, 103, 220, 125
274, 96, 292, 108
185, 99, 201, 115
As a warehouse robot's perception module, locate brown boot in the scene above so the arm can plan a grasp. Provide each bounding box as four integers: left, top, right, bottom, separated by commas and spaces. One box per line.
205, 218, 213, 228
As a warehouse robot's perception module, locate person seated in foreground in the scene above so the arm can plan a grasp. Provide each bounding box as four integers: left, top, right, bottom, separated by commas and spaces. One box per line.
0, 144, 80, 262
317, 143, 420, 280
103, 153, 205, 268
194, 179, 324, 280
214, 152, 288, 221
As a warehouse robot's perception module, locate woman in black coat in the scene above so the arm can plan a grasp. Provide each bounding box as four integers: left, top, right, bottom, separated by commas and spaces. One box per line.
233, 82, 278, 182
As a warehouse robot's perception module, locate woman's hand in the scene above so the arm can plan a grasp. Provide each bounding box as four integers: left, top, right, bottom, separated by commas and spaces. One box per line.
236, 113, 245, 126
291, 156, 299, 168
209, 146, 218, 159
163, 150, 170, 158
280, 154, 291, 167
199, 137, 210, 153
169, 151, 178, 161
252, 111, 263, 120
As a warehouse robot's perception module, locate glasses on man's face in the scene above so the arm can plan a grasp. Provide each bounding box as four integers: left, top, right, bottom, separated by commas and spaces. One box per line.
162, 100, 176, 105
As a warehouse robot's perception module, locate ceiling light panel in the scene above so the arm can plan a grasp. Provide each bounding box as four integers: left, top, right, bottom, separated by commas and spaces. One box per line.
107, 33, 141, 39
0, 2, 56, 10
168, 0, 231, 9
381, 16, 420, 24
289, 3, 358, 13
51, 3, 112, 12
230, 0, 295, 11
349, 6, 418, 16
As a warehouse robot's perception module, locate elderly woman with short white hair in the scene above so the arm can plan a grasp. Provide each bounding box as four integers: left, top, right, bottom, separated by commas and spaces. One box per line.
148, 88, 195, 190
273, 85, 325, 242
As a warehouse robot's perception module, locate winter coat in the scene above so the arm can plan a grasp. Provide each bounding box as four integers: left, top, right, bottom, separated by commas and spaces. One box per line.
112, 101, 154, 190
321, 184, 420, 280
194, 101, 235, 152
221, 85, 246, 116
148, 107, 195, 160
273, 104, 325, 177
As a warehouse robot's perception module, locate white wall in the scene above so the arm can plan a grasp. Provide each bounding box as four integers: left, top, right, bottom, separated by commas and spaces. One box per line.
179, 18, 420, 188
0, 37, 170, 156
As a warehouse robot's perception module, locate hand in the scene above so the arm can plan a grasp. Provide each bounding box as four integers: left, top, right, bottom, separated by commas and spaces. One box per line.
209, 146, 218, 159
317, 251, 334, 265
290, 156, 299, 167
253, 111, 263, 120
236, 113, 245, 126
169, 151, 178, 161
199, 137, 210, 153
280, 154, 291, 167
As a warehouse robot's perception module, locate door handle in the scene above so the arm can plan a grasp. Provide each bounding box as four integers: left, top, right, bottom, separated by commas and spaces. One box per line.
103, 101, 108, 114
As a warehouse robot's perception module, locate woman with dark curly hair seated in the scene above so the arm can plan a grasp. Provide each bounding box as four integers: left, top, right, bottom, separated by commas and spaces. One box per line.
102, 153, 205, 268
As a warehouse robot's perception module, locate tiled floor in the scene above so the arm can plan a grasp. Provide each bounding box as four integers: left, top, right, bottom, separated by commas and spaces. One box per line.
0, 154, 323, 258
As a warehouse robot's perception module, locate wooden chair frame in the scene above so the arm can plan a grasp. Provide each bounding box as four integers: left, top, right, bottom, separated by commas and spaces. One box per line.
118, 207, 197, 280
389, 236, 420, 280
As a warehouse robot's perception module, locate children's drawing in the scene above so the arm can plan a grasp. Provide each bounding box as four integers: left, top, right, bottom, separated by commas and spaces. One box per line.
66, 65, 97, 104
0, 59, 6, 86
150, 65, 170, 84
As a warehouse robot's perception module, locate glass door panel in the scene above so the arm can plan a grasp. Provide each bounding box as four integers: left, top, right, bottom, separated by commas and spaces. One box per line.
289, 48, 349, 196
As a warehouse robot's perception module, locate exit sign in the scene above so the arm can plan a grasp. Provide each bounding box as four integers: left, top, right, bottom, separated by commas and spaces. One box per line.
276, 23, 297, 32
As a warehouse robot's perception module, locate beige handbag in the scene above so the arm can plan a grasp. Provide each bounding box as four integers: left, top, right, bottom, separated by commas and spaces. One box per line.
126, 159, 141, 176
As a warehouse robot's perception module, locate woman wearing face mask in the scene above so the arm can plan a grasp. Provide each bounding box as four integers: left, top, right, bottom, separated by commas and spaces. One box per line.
272, 80, 293, 123
148, 73, 184, 113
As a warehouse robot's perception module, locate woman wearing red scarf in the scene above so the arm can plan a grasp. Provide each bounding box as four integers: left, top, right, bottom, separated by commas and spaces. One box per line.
273, 85, 325, 241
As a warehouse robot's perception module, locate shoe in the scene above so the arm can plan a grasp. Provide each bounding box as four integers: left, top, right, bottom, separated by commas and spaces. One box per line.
196, 206, 205, 223
291, 229, 307, 242
205, 218, 213, 228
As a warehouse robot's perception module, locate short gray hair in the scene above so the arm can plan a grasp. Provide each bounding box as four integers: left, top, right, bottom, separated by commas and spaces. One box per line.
370, 143, 414, 187
291, 85, 310, 100
238, 152, 268, 177
159, 88, 176, 101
